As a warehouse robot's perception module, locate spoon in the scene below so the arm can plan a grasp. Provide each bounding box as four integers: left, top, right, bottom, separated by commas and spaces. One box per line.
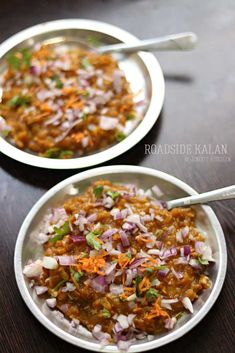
166, 185, 235, 210
97, 32, 198, 54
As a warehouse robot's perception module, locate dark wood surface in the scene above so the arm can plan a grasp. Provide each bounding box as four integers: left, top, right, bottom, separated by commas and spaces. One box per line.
0, 1, 234, 353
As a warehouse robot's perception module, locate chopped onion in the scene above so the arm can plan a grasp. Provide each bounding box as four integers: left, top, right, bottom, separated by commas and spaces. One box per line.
35, 286, 48, 296
56, 255, 75, 266
195, 241, 214, 262
110, 284, 124, 295
99, 116, 118, 130
176, 230, 183, 243
171, 267, 183, 280
105, 262, 117, 276
126, 293, 137, 301
160, 247, 177, 259
23, 259, 42, 278
42, 256, 58, 270
90, 276, 108, 293
61, 282, 76, 292
129, 258, 147, 269
87, 213, 97, 223
182, 297, 194, 313
70, 235, 86, 242
46, 298, 57, 308
152, 185, 164, 197
92, 324, 111, 346
120, 230, 130, 247
117, 314, 129, 329
165, 317, 177, 330
183, 245, 191, 256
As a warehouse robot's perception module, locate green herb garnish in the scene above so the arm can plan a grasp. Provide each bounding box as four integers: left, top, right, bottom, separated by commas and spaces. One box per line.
145, 267, 154, 273
106, 190, 120, 200
81, 58, 91, 69
53, 279, 67, 291
70, 267, 84, 282
135, 275, 142, 297
116, 132, 126, 142
101, 308, 111, 318
127, 113, 135, 120
198, 257, 209, 265
8, 95, 32, 108
155, 265, 168, 270
59, 150, 74, 159
49, 221, 70, 243
7, 48, 32, 70
126, 252, 132, 260
146, 288, 159, 300
93, 185, 104, 198
43, 148, 73, 159
79, 252, 88, 259
51, 74, 63, 89
86, 231, 102, 250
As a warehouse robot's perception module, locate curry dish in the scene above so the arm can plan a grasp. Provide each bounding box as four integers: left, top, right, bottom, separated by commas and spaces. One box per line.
0, 45, 141, 158
23, 181, 213, 350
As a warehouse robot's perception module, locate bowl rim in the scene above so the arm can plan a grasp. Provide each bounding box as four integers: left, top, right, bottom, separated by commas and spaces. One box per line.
0, 19, 165, 169
14, 165, 227, 352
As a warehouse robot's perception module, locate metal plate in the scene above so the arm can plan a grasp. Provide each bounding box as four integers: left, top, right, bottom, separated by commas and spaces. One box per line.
14, 165, 227, 352
0, 19, 165, 169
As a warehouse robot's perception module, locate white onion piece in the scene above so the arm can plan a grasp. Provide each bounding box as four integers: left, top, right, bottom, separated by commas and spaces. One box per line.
126, 293, 137, 301
116, 314, 129, 329
42, 256, 58, 270
35, 286, 48, 295
110, 284, 124, 295
165, 317, 177, 330
61, 282, 76, 292
23, 259, 42, 278
46, 298, 57, 308
182, 297, 194, 313
99, 116, 118, 130
152, 185, 164, 197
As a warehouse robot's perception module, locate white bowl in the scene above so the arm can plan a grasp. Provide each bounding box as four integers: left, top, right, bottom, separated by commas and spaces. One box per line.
0, 19, 165, 169
14, 165, 227, 352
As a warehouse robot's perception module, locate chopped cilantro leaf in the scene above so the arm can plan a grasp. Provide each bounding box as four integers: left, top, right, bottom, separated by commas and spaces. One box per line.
43, 148, 73, 159
86, 231, 102, 250
135, 275, 142, 297
8, 95, 32, 108
145, 267, 154, 273
101, 308, 111, 318
127, 113, 135, 120
59, 150, 74, 159
70, 268, 84, 282
146, 288, 159, 300
106, 190, 120, 200
116, 131, 126, 142
7, 48, 32, 70
53, 279, 67, 291
51, 74, 63, 88
49, 221, 70, 243
198, 257, 209, 265
93, 185, 104, 198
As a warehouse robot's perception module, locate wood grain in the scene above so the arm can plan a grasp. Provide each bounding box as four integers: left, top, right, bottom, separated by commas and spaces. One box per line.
0, 1, 234, 353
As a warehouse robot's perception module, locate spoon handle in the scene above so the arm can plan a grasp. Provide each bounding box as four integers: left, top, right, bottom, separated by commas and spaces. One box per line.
166, 185, 235, 210
98, 32, 197, 54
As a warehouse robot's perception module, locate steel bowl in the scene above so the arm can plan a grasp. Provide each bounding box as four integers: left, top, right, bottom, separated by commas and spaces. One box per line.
14, 165, 227, 352
0, 19, 165, 169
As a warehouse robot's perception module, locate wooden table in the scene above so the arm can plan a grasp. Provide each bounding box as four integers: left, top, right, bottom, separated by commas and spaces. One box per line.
0, 1, 234, 353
